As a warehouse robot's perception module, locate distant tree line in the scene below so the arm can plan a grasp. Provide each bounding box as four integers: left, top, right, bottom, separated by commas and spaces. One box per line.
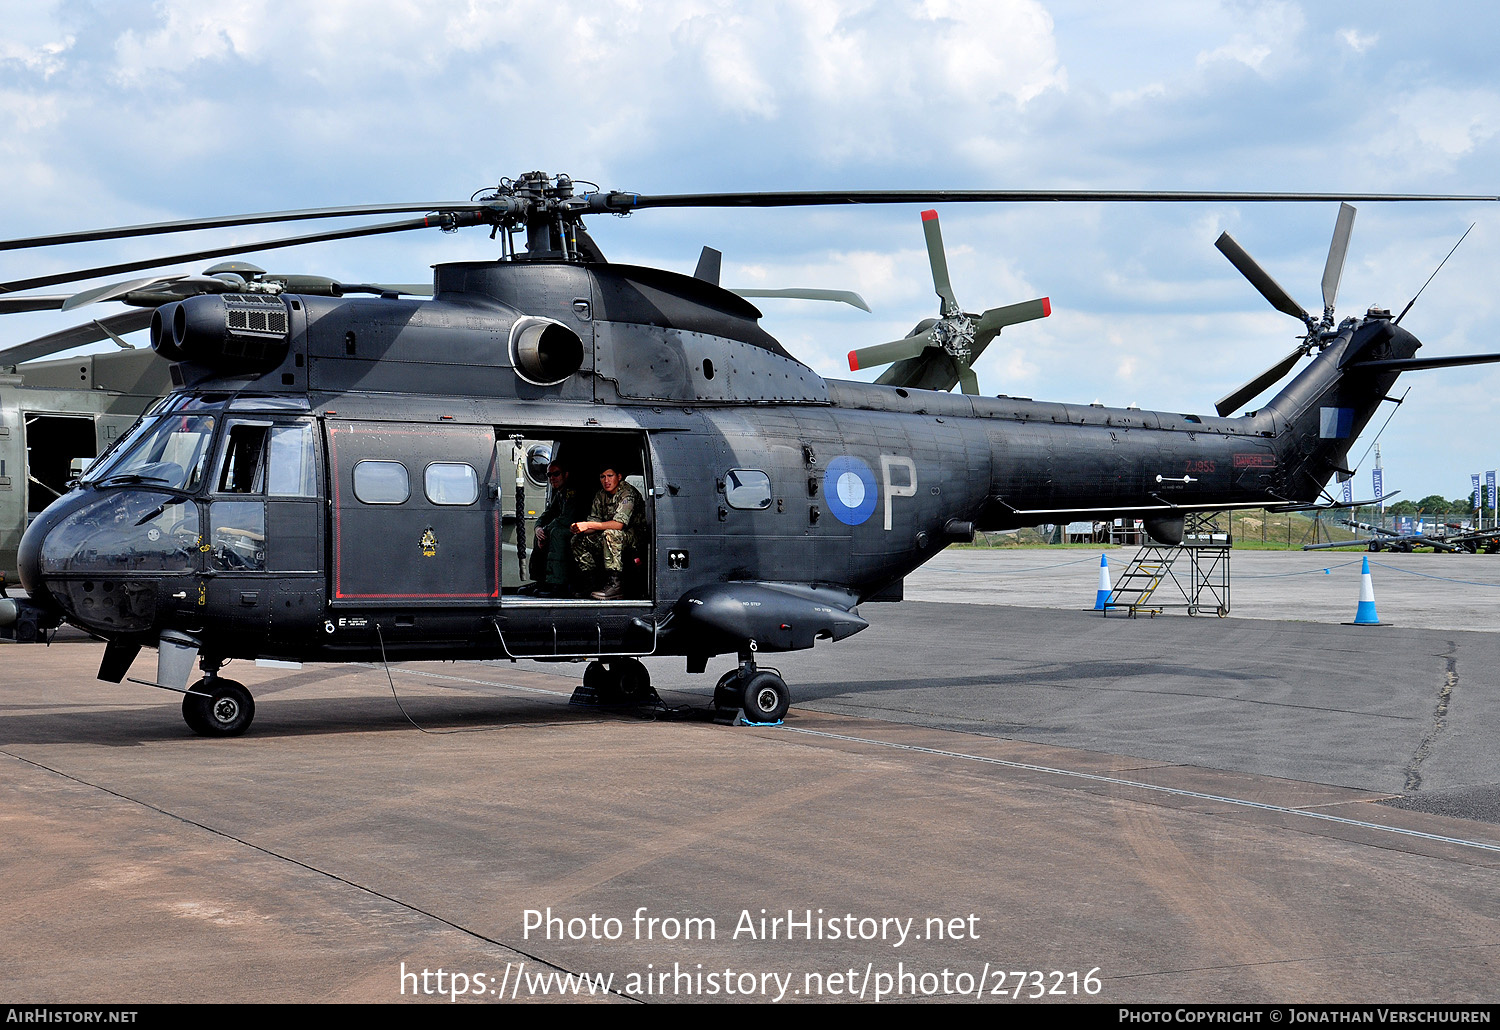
1385, 492, 1484, 516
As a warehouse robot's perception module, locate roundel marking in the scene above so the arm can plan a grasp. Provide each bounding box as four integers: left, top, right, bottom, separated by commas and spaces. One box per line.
823, 456, 878, 526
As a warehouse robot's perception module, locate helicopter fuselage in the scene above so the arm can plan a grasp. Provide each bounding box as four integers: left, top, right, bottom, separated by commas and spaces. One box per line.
13, 255, 1414, 727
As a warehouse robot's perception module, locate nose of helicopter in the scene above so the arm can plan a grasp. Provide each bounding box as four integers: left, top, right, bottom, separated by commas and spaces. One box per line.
16, 492, 70, 617
18, 487, 201, 636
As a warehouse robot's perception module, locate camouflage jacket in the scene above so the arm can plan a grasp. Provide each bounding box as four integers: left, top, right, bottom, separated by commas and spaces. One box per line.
588, 481, 646, 543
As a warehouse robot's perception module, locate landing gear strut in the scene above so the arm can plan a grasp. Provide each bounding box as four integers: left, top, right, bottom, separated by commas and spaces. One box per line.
714, 651, 790, 724
181, 660, 255, 737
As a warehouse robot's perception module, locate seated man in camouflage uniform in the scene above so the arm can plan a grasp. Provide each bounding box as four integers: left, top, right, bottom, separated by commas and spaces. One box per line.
528, 462, 588, 597
570, 466, 647, 600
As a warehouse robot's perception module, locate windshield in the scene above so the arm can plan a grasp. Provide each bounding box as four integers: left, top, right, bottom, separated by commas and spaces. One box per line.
84, 414, 218, 493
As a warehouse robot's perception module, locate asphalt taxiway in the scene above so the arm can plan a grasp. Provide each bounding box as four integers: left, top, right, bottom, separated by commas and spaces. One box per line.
4, 550, 1500, 1004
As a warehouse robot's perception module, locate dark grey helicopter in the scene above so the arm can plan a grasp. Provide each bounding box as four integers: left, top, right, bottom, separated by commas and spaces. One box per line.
3, 173, 1498, 735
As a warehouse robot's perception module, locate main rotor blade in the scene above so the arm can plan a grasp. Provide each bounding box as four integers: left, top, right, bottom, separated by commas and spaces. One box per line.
1214, 346, 1306, 416
1215, 232, 1311, 323
621, 189, 1500, 210
1321, 202, 1356, 313
0, 309, 154, 366
0, 202, 492, 253
0, 294, 69, 314
848, 329, 936, 371
730, 288, 871, 311
0, 213, 477, 295
921, 210, 959, 314
62, 274, 189, 311
974, 296, 1051, 336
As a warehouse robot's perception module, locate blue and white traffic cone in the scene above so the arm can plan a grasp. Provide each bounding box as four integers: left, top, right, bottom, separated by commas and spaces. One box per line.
1094, 553, 1112, 611
1350, 555, 1385, 626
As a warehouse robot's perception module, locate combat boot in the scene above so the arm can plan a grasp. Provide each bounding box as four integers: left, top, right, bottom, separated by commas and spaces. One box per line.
591, 573, 625, 600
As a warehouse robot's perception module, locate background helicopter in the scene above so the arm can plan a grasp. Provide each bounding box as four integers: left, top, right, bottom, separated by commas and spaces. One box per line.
3, 172, 1500, 736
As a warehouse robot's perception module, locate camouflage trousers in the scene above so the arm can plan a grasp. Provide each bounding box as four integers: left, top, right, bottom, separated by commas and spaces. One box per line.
572, 529, 630, 574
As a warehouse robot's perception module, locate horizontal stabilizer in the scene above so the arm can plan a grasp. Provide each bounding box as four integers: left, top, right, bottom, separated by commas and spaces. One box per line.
1344, 353, 1500, 373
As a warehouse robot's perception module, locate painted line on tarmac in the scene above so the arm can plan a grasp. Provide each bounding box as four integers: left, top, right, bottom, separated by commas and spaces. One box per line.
782, 726, 1500, 856
0, 747, 639, 1002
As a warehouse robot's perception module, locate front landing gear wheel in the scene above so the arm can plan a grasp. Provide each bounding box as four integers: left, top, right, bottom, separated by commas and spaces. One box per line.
740, 671, 790, 723
182, 679, 255, 737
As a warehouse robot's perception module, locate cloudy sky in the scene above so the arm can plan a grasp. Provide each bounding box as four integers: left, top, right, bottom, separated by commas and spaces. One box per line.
3, 0, 1499, 502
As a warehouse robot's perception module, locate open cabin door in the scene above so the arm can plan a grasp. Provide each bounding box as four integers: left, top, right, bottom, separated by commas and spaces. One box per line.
491, 426, 658, 658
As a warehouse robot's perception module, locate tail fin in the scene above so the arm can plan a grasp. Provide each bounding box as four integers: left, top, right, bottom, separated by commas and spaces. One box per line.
1261, 314, 1416, 502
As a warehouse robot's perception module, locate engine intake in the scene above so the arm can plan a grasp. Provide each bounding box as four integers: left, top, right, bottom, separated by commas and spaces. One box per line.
509, 316, 584, 386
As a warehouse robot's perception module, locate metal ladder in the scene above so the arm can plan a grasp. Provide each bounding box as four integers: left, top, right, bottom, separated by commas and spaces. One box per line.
1106, 558, 1171, 615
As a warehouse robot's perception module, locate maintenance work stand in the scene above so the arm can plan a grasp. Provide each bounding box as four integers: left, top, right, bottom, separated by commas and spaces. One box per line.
1105, 512, 1231, 618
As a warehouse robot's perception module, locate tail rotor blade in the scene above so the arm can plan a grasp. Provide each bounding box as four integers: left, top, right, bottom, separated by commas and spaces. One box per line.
1321, 203, 1356, 314
848, 328, 936, 371
1216, 231, 1311, 324
921, 210, 959, 314
1214, 346, 1306, 416
956, 364, 980, 395
974, 296, 1051, 336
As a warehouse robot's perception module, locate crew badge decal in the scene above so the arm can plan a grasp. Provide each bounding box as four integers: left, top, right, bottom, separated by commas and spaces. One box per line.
823, 456, 878, 526
420, 528, 438, 557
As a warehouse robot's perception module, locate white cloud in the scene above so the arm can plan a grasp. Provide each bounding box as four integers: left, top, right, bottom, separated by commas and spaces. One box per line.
1194, 1, 1305, 75
113, 4, 272, 83
1337, 27, 1377, 53
1369, 88, 1500, 176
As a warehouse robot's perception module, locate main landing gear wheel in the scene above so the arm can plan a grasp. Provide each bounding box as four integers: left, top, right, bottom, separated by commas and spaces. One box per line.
578, 658, 653, 706
182, 679, 255, 737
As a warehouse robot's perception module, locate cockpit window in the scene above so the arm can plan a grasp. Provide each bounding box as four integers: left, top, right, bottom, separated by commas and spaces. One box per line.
83, 414, 217, 493
218, 424, 268, 493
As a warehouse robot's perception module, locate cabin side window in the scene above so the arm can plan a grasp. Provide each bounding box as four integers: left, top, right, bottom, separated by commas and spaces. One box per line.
725, 469, 772, 510
353, 460, 410, 504
425, 462, 479, 505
